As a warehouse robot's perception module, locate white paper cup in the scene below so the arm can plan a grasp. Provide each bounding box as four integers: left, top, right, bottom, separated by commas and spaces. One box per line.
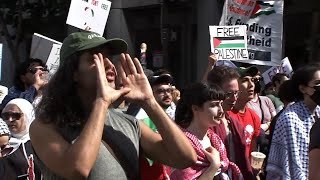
251, 151, 266, 169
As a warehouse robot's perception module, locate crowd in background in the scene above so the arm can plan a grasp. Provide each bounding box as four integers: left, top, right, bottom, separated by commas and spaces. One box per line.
0, 31, 319, 180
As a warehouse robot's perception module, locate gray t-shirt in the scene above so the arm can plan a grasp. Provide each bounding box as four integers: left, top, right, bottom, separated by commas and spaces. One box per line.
36, 109, 141, 180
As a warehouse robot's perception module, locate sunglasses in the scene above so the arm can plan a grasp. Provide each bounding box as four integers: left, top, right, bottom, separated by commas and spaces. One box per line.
27, 67, 48, 74
1, 112, 23, 121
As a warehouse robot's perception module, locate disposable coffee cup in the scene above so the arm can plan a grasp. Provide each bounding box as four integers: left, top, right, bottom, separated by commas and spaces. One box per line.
251, 151, 266, 169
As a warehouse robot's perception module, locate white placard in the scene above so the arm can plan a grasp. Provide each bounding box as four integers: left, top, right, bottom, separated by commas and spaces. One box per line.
46, 44, 62, 76
209, 25, 249, 61
30, 33, 62, 63
66, 0, 111, 35
262, 57, 293, 84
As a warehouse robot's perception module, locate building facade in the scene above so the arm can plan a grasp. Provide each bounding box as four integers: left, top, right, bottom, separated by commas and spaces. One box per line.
106, 0, 319, 88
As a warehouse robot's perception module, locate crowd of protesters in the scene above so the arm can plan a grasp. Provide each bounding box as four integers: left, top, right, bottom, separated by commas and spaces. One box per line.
0, 30, 319, 180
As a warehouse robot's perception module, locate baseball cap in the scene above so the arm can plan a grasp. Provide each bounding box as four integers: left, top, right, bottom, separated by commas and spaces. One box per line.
237, 66, 260, 77
60, 31, 128, 63
148, 74, 173, 86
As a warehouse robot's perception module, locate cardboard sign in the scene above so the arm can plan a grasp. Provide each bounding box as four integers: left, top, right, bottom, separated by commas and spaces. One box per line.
220, 0, 284, 66
209, 25, 249, 61
262, 57, 293, 84
46, 44, 62, 76
66, 0, 112, 35
30, 33, 62, 63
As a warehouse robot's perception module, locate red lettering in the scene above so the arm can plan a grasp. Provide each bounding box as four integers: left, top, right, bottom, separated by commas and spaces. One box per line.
92, 0, 99, 6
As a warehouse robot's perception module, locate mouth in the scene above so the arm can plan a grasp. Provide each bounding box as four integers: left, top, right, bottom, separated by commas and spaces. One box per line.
163, 98, 172, 102
8, 124, 16, 129
106, 71, 115, 82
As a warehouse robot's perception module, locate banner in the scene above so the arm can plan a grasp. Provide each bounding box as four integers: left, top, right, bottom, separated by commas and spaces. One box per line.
46, 44, 62, 76
30, 33, 62, 63
66, 0, 111, 35
262, 57, 293, 84
209, 25, 249, 61
220, 0, 284, 66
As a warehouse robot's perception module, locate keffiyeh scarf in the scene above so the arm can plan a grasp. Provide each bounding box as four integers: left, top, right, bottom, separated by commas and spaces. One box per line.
171, 128, 243, 180
267, 101, 320, 180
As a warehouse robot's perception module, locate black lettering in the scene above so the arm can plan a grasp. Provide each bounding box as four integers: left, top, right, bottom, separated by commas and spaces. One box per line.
256, 39, 261, 46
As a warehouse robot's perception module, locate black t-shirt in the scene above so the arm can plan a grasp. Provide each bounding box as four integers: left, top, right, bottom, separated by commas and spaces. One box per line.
309, 118, 320, 151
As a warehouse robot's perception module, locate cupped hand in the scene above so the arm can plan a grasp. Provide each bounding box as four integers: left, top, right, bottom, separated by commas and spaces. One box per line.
117, 53, 154, 103
202, 146, 221, 170
94, 53, 130, 105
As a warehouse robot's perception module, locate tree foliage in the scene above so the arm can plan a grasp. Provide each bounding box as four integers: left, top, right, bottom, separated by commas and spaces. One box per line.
0, 0, 71, 63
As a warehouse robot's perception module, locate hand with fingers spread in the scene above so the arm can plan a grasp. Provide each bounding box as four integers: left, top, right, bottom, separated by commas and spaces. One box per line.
93, 53, 130, 105
117, 53, 154, 103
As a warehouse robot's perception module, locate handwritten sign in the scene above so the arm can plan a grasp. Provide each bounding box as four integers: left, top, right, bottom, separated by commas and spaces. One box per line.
262, 57, 293, 84
30, 33, 62, 63
46, 44, 61, 76
66, 0, 112, 35
209, 25, 248, 61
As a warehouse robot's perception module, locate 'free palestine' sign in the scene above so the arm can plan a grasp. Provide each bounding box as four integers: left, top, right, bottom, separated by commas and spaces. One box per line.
209, 25, 249, 61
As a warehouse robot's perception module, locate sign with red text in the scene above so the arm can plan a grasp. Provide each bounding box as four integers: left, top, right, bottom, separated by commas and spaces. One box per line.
66, 0, 111, 35
262, 57, 293, 84
209, 25, 249, 61
220, 0, 284, 66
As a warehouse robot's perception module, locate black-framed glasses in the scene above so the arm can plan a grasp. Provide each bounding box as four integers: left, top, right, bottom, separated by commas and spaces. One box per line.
1, 112, 23, 121
155, 88, 173, 95
225, 90, 241, 98
27, 67, 48, 74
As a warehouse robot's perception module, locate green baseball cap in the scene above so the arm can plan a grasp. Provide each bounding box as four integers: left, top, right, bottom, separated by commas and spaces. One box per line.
237, 66, 260, 77
60, 31, 128, 63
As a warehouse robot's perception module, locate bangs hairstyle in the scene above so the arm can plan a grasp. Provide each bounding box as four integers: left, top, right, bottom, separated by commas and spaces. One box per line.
175, 83, 225, 128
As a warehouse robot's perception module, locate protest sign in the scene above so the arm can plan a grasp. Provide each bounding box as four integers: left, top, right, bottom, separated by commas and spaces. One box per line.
220, 0, 284, 66
46, 44, 62, 76
209, 25, 249, 61
262, 57, 293, 84
66, 0, 111, 35
30, 33, 62, 63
